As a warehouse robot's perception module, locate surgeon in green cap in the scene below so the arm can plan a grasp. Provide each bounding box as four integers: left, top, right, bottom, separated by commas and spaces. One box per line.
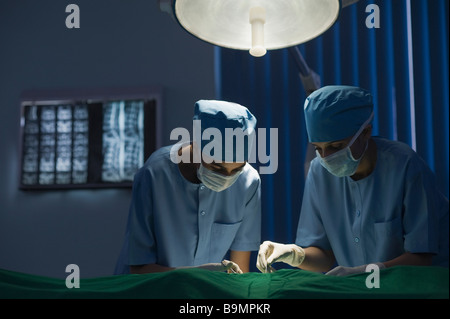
257, 85, 449, 276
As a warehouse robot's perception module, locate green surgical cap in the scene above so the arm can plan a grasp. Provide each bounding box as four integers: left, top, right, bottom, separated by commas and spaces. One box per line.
304, 85, 373, 142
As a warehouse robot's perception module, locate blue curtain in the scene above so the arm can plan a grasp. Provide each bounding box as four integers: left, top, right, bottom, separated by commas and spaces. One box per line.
216, 0, 449, 250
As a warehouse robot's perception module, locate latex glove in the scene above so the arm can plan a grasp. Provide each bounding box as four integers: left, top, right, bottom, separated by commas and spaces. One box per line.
178, 260, 243, 274
325, 262, 385, 276
257, 241, 305, 273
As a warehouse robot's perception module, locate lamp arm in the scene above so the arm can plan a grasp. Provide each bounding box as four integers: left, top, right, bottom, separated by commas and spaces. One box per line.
287, 46, 321, 95
157, 0, 175, 20
287, 46, 321, 178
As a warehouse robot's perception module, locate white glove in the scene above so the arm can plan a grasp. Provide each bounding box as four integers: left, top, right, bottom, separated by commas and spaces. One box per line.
257, 241, 305, 273
177, 260, 243, 274
325, 262, 385, 276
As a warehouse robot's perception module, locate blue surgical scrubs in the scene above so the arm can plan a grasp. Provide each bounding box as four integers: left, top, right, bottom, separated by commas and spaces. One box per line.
114, 144, 261, 274
296, 137, 449, 268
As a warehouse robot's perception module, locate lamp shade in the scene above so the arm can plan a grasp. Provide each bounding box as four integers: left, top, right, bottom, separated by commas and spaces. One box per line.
172, 0, 341, 56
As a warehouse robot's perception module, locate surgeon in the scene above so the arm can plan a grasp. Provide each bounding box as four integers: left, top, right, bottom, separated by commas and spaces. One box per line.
257, 85, 449, 275
115, 100, 261, 274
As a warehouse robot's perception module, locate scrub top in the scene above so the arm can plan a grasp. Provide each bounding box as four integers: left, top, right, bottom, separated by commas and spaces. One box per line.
296, 137, 449, 268
114, 144, 261, 274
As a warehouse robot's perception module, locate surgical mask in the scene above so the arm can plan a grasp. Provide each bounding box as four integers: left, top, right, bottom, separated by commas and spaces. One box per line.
197, 164, 243, 192
316, 113, 373, 177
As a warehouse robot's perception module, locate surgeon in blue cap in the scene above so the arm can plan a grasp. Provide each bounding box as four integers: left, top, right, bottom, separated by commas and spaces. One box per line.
114, 100, 261, 274
257, 85, 449, 275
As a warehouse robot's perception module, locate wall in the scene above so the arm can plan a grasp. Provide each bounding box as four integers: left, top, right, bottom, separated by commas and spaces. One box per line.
0, 0, 216, 278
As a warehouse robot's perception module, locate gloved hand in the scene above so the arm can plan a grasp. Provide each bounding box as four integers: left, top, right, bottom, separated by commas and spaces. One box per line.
325, 262, 385, 276
177, 260, 243, 274
256, 241, 305, 273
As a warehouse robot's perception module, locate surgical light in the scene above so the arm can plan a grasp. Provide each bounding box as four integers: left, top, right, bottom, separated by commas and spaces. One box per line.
159, 0, 358, 57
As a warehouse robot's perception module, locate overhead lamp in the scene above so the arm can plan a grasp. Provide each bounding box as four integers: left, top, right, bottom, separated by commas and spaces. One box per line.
159, 0, 359, 57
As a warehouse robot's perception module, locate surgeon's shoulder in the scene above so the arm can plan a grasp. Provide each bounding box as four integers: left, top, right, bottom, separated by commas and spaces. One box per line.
375, 137, 417, 160
374, 137, 431, 174
147, 144, 174, 162
239, 163, 261, 189
134, 145, 175, 180
307, 156, 326, 177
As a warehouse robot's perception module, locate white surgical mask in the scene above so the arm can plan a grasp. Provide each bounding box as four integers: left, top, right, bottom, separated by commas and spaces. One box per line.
317, 113, 373, 177
197, 164, 243, 192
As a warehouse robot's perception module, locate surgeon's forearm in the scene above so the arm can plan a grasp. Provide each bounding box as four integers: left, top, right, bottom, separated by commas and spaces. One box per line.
130, 263, 174, 274
382, 252, 433, 268
230, 250, 251, 273
298, 246, 336, 273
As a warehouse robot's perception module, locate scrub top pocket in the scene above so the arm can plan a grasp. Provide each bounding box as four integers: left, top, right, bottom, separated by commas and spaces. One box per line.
210, 221, 242, 259
373, 217, 404, 261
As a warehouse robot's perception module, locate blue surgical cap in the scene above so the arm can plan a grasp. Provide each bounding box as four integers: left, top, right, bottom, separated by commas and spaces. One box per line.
304, 85, 373, 142
193, 100, 257, 162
